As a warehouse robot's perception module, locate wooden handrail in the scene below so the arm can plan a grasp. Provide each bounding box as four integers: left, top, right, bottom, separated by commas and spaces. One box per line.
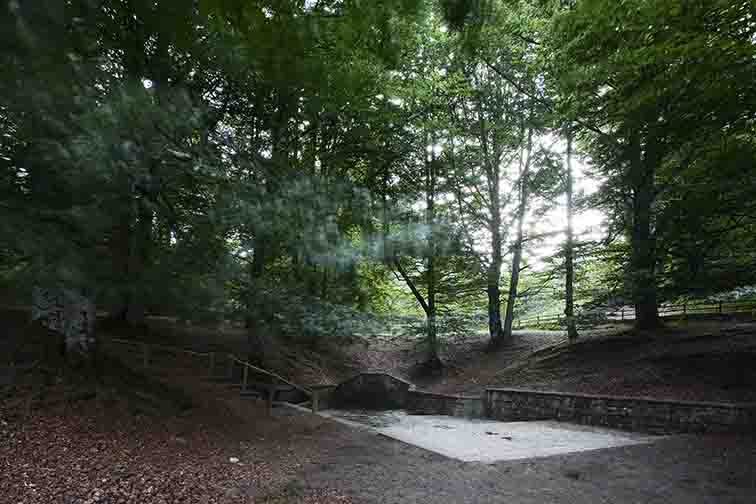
110, 338, 211, 356
107, 338, 311, 398
230, 356, 312, 397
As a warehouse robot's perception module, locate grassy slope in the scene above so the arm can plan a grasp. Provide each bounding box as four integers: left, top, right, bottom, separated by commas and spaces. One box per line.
418, 320, 756, 403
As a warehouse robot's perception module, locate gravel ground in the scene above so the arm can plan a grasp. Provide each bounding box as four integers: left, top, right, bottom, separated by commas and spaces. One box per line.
319, 409, 656, 463
261, 407, 756, 504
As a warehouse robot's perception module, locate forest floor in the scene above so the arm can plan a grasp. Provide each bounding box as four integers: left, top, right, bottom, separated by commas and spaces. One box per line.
3, 309, 756, 503
0, 353, 356, 503
3, 348, 756, 504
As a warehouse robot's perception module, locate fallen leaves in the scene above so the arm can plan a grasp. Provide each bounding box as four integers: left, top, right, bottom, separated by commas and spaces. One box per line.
0, 380, 352, 504
0, 406, 267, 503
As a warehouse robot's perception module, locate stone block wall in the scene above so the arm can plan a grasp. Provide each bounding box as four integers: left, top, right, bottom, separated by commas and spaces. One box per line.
322, 373, 755, 435
406, 390, 484, 418
486, 388, 756, 434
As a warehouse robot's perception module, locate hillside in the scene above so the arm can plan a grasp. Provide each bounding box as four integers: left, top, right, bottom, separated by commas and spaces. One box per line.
414, 320, 756, 403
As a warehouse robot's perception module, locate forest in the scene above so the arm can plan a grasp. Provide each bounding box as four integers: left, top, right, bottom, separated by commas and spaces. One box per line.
2, 0, 756, 368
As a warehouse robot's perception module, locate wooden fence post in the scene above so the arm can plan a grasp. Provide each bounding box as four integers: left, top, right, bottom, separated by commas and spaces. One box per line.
311, 390, 320, 413
621, 308, 624, 321
242, 364, 249, 393
266, 381, 275, 414
142, 343, 150, 368
208, 352, 215, 377
227, 354, 234, 380
719, 301, 723, 315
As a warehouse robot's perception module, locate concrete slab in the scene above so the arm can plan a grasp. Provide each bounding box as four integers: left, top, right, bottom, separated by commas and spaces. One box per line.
320, 409, 658, 463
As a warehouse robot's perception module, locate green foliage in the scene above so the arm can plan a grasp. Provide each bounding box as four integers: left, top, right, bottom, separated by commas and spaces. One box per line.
548, 0, 756, 310
2, 0, 756, 355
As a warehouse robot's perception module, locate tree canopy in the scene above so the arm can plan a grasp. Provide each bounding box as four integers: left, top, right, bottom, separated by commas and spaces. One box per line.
2, 0, 755, 364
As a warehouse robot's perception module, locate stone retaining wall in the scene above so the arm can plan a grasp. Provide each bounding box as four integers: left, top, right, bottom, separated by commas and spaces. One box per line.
406, 390, 484, 418
322, 373, 756, 434
486, 388, 756, 434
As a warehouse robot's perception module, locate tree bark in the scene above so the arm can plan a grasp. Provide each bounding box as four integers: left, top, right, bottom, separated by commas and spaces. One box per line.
125, 202, 152, 327
424, 131, 440, 366
111, 196, 151, 328
246, 242, 269, 363
629, 129, 660, 330
392, 132, 441, 369
564, 127, 579, 342
486, 187, 504, 346
246, 89, 290, 360
502, 126, 533, 341
484, 113, 504, 348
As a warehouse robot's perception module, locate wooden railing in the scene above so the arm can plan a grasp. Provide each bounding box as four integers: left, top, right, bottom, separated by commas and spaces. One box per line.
107, 338, 318, 412
515, 300, 756, 330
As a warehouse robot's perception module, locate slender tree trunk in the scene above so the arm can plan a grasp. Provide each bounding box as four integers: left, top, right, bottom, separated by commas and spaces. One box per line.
110, 214, 132, 324
244, 242, 265, 331
112, 195, 151, 328
392, 132, 441, 369
502, 231, 523, 341
425, 132, 440, 367
382, 165, 391, 262
486, 276, 503, 345
564, 128, 579, 342
245, 244, 269, 364
629, 130, 660, 330
486, 186, 504, 347
246, 89, 289, 360
124, 203, 152, 327
502, 127, 533, 341
487, 147, 504, 347
110, 37, 156, 329
321, 267, 328, 300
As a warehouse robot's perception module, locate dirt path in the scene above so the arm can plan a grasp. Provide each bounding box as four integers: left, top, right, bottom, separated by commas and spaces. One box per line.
257, 407, 756, 503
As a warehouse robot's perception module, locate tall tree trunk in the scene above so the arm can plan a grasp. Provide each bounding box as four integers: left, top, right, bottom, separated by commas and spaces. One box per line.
486, 185, 504, 347
321, 267, 328, 300
110, 31, 157, 329
111, 196, 152, 328
425, 132, 440, 367
124, 202, 152, 327
483, 108, 504, 348
382, 165, 391, 262
393, 259, 440, 370
246, 89, 290, 360
245, 243, 269, 364
486, 177, 503, 347
564, 127, 579, 342
392, 132, 441, 370
502, 126, 533, 341
629, 129, 660, 329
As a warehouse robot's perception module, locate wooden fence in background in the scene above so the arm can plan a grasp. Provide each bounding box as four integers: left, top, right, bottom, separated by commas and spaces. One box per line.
515, 301, 756, 330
